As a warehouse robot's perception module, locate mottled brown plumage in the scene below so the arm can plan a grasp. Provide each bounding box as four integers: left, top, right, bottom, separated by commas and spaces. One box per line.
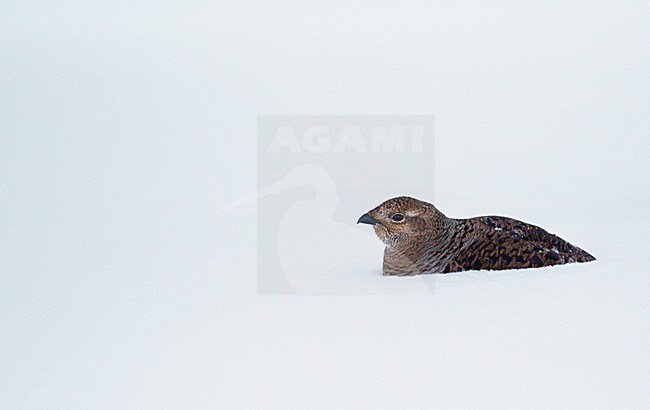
357, 196, 595, 276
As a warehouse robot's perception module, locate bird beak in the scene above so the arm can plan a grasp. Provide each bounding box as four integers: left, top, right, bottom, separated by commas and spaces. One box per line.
357, 213, 379, 225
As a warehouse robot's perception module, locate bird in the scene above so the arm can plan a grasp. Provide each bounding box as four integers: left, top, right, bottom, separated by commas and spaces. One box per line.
357, 196, 596, 276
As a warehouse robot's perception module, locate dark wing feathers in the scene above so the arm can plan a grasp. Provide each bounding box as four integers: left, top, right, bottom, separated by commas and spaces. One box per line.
449, 216, 595, 272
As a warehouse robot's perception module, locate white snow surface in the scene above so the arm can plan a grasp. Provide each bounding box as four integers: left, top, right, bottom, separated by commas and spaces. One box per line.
2, 2, 650, 409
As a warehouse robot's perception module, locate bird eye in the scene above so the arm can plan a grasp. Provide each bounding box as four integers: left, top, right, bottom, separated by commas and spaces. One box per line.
391, 213, 404, 222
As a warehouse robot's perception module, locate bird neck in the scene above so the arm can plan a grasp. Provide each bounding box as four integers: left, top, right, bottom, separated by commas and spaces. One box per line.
383, 213, 457, 275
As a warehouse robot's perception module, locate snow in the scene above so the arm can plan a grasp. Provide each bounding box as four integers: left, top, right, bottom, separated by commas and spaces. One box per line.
2, 2, 650, 409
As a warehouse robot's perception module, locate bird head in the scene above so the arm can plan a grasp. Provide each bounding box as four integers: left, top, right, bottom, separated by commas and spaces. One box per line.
357, 196, 443, 247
